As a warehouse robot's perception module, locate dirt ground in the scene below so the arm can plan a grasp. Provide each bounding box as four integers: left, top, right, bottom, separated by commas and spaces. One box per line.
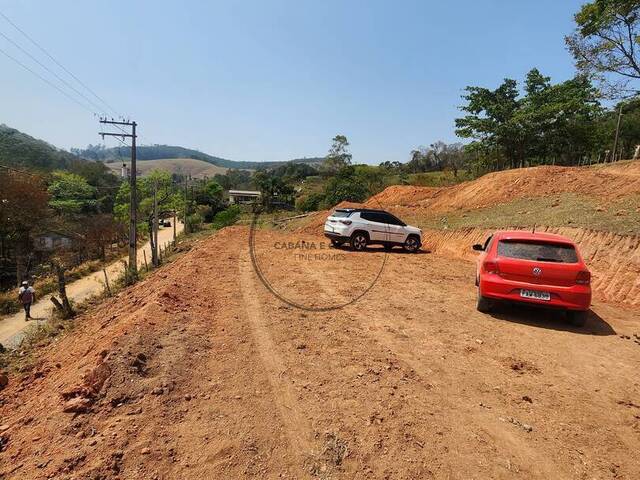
0, 222, 183, 348
1, 226, 639, 479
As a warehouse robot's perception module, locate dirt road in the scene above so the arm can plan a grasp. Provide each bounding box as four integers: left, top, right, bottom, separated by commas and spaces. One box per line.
0, 227, 638, 479
0, 222, 183, 347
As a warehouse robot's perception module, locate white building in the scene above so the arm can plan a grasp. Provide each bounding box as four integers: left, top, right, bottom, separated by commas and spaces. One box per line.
228, 190, 261, 205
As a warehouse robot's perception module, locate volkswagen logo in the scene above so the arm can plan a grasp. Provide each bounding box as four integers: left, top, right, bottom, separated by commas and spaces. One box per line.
532, 267, 542, 276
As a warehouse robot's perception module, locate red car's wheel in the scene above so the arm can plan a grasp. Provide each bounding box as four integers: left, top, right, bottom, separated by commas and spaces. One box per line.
476, 290, 493, 313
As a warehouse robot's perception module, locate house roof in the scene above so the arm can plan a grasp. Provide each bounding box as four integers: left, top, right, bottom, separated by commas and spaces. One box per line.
228, 190, 261, 196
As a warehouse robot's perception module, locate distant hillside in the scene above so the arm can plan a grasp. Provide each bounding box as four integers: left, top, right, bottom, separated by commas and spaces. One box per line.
0, 124, 82, 171
73, 144, 324, 170
106, 158, 227, 178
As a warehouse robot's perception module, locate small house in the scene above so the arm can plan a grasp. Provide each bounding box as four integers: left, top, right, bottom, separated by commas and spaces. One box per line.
34, 231, 73, 251
228, 190, 261, 205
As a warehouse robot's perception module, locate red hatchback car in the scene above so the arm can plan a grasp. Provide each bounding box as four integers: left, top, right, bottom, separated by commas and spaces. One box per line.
473, 231, 592, 326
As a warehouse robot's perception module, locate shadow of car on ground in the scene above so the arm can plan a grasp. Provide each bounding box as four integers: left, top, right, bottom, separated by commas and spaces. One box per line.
330, 244, 432, 255
487, 303, 615, 336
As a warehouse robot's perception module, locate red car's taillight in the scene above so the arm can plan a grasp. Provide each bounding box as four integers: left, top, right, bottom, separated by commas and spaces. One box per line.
576, 270, 591, 285
339, 219, 352, 225
483, 261, 499, 274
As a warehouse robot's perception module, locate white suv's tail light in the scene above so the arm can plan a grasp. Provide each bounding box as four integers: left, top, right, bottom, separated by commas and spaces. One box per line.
339, 220, 352, 225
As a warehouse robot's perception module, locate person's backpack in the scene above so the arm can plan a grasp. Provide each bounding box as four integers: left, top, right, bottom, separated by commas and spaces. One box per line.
20, 288, 33, 304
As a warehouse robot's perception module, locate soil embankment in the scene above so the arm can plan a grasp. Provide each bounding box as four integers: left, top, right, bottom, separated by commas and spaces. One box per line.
0, 227, 638, 479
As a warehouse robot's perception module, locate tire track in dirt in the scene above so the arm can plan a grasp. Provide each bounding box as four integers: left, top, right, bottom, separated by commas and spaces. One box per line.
238, 251, 316, 473
302, 251, 565, 479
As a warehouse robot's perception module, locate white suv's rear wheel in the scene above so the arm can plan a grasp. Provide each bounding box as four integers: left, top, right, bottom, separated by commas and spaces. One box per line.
403, 235, 420, 253
351, 232, 368, 251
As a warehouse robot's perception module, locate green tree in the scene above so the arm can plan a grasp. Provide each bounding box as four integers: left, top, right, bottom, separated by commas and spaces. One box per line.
47, 171, 97, 215
212, 205, 242, 229
455, 78, 523, 169
296, 192, 325, 212
322, 135, 352, 174
253, 171, 294, 210
566, 0, 640, 96
192, 179, 224, 221
455, 69, 602, 171
321, 166, 369, 207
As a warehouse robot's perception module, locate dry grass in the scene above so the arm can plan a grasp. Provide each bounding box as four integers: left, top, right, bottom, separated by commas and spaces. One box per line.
409, 193, 640, 235
106, 158, 228, 178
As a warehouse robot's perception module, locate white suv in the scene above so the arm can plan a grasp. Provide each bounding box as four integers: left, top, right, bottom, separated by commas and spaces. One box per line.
324, 208, 422, 252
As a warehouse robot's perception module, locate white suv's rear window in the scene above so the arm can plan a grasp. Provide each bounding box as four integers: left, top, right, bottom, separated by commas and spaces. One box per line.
497, 240, 578, 263
331, 210, 353, 218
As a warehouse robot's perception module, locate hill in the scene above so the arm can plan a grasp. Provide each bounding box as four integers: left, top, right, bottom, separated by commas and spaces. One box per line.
106, 158, 227, 178
0, 124, 82, 171
290, 160, 640, 306
296, 160, 640, 236
74, 144, 324, 170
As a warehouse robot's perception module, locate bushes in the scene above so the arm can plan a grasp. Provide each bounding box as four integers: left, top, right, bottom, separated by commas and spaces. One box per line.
212, 205, 242, 229
320, 166, 369, 208
296, 193, 325, 212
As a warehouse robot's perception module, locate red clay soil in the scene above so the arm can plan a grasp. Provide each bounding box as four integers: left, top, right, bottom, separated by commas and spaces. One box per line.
296, 161, 640, 307
299, 161, 640, 235
1, 226, 639, 479
369, 162, 640, 212
421, 226, 640, 307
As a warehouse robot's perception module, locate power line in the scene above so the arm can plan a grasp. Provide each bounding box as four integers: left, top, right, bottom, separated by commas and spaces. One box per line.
0, 45, 96, 115
0, 10, 121, 117
0, 29, 107, 116
0, 11, 157, 151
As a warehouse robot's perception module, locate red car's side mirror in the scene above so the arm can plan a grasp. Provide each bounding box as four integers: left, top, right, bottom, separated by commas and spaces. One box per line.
472, 244, 484, 251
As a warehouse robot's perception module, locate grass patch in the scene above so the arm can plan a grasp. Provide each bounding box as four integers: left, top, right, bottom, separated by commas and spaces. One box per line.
407, 170, 473, 187
413, 193, 640, 235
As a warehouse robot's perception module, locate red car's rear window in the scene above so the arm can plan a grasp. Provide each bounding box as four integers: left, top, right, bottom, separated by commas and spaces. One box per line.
497, 240, 578, 263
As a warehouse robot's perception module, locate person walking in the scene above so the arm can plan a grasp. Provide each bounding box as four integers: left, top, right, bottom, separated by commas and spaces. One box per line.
18, 280, 35, 321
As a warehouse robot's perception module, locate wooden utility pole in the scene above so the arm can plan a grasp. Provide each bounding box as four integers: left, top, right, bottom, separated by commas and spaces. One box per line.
173, 210, 177, 246
152, 179, 159, 266
100, 118, 138, 278
612, 104, 623, 163
183, 176, 190, 235
102, 268, 112, 297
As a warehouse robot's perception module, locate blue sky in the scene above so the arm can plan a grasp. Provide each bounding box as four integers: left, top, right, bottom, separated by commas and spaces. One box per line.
0, 0, 586, 164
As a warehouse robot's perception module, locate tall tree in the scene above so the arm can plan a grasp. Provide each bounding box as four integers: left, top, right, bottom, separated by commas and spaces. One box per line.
322, 135, 352, 174
456, 69, 602, 171
455, 78, 523, 169
566, 0, 640, 97
0, 171, 50, 285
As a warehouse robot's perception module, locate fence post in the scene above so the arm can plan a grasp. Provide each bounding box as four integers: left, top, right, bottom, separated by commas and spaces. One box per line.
103, 268, 112, 297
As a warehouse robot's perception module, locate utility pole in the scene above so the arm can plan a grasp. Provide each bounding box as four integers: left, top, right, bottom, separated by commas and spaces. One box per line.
152, 179, 159, 266
173, 210, 177, 245
100, 118, 138, 279
612, 104, 623, 163
183, 176, 190, 235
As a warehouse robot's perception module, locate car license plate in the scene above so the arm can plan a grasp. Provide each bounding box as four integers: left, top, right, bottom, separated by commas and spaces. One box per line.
520, 289, 551, 301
